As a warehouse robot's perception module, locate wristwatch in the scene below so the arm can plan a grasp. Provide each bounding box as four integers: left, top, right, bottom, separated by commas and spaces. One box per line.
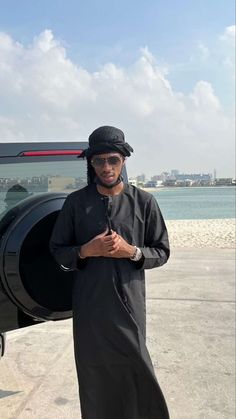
130, 246, 143, 261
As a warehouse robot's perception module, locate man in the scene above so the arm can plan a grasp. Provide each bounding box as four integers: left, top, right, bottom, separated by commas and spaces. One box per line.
50, 126, 170, 419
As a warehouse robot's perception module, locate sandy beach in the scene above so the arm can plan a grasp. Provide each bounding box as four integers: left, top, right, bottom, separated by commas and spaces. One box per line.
166, 218, 235, 248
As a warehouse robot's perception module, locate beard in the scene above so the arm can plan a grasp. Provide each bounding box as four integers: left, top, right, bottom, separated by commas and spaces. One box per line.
95, 174, 123, 189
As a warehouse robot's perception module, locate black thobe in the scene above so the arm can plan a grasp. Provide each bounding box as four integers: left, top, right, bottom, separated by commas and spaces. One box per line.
50, 183, 170, 419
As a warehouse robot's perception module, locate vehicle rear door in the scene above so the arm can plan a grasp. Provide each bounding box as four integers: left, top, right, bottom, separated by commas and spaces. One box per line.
0, 142, 87, 332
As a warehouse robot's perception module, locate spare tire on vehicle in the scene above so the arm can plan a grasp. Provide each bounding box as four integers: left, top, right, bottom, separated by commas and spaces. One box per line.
0, 193, 73, 321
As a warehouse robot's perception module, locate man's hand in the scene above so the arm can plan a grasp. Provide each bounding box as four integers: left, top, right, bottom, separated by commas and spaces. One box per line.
110, 234, 135, 258
79, 230, 135, 259
80, 229, 120, 258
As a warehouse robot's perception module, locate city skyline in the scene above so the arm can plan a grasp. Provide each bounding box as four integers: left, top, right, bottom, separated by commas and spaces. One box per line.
128, 168, 234, 181
129, 169, 234, 188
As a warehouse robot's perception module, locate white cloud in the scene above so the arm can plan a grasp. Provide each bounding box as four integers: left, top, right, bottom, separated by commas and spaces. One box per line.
178, 25, 235, 95
191, 81, 220, 110
219, 25, 235, 43
197, 43, 210, 61
219, 25, 235, 73
0, 29, 234, 177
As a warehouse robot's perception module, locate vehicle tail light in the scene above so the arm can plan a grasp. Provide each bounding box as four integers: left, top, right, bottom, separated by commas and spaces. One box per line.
19, 150, 83, 157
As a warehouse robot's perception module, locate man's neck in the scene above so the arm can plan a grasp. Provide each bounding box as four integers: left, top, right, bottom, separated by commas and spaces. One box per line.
96, 182, 124, 196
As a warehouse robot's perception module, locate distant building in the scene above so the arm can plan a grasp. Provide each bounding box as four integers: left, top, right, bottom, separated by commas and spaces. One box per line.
175, 179, 192, 187
214, 178, 234, 186
171, 169, 179, 177
144, 181, 157, 188
160, 172, 169, 181
175, 173, 212, 182
0, 176, 48, 192
137, 173, 146, 183
163, 179, 176, 187
151, 175, 162, 181
48, 176, 76, 192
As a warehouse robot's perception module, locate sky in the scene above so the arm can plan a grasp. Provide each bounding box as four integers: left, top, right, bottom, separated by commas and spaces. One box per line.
0, 0, 235, 178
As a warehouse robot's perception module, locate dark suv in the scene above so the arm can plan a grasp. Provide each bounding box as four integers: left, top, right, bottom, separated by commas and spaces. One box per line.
0, 141, 95, 355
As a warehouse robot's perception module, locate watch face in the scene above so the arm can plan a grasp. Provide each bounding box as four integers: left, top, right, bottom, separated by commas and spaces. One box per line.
131, 247, 141, 261
136, 248, 142, 261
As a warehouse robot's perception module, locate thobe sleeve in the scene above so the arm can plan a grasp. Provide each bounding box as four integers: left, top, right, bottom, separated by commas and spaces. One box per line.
49, 196, 86, 271
138, 195, 170, 270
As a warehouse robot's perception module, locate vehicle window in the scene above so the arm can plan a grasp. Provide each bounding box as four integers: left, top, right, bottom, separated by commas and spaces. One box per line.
0, 160, 87, 220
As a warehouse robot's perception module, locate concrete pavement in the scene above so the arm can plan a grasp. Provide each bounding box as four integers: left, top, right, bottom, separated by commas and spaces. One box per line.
0, 248, 235, 419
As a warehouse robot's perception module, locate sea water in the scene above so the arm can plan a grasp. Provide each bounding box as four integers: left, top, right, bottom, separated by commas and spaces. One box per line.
151, 186, 235, 220
0, 186, 235, 221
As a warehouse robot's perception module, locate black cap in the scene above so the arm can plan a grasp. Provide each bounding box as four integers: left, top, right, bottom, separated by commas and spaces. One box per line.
81, 126, 134, 159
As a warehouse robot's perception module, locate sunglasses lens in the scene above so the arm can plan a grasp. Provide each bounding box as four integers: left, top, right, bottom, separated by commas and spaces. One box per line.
91, 156, 122, 167
92, 158, 104, 167
108, 156, 121, 165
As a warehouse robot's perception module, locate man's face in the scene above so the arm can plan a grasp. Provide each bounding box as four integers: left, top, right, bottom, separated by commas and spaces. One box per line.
90, 152, 125, 187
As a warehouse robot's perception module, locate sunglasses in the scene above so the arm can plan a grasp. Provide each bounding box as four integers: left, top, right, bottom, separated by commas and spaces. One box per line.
91, 156, 123, 168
